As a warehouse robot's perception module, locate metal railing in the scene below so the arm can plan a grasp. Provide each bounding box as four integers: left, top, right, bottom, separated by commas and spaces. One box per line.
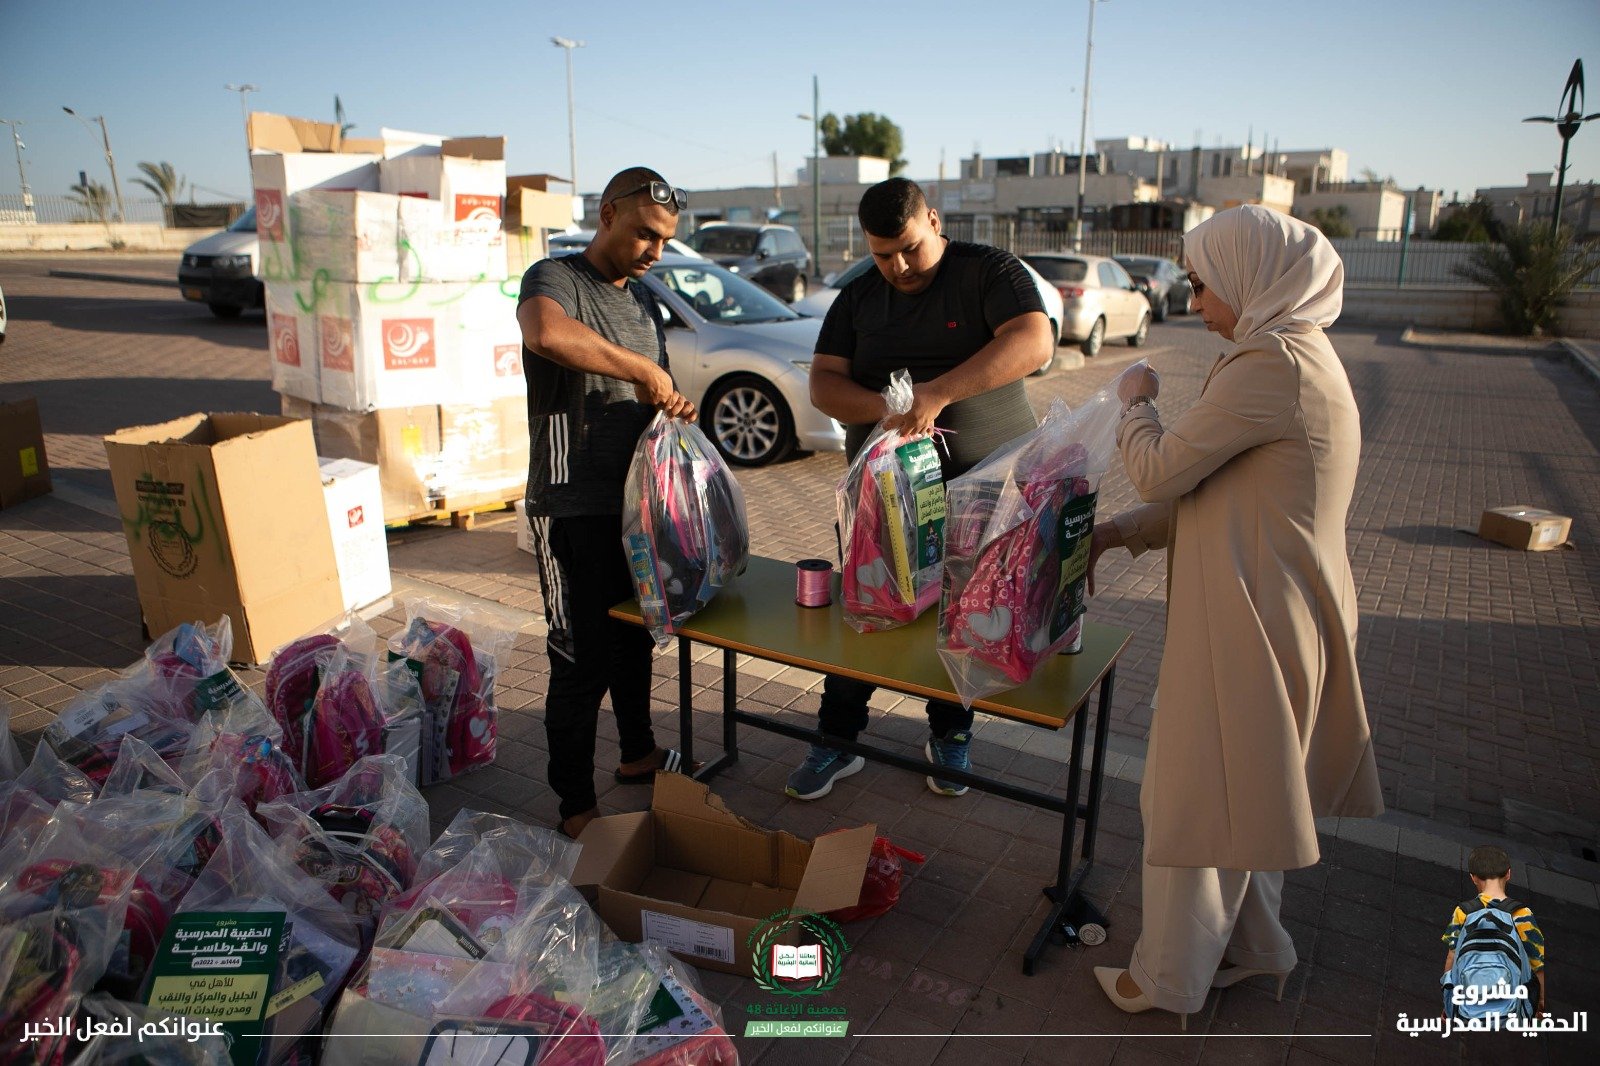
0, 194, 177, 226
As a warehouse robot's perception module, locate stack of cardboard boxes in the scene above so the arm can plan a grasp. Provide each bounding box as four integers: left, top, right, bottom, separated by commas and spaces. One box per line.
251, 112, 529, 524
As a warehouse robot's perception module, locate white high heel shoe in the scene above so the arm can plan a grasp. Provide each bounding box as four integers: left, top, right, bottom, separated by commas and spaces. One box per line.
1093, 966, 1190, 1031
1210, 964, 1292, 1001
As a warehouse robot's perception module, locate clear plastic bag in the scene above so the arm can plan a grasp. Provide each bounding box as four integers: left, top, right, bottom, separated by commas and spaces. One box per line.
135, 617, 256, 721
98, 735, 192, 798
41, 680, 200, 786
15, 739, 98, 806
390, 599, 519, 785
180, 698, 304, 819
622, 412, 750, 646
413, 809, 580, 890
938, 383, 1122, 706
596, 941, 738, 1066
0, 695, 21, 781
839, 370, 946, 633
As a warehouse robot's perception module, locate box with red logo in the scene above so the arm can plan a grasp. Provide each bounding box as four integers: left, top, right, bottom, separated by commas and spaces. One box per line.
397, 200, 507, 284
264, 281, 320, 403
460, 283, 526, 401
379, 136, 506, 219
317, 457, 391, 611
248, 112, 381, 282
293, 189, 506, 284
313, 281, 479, 411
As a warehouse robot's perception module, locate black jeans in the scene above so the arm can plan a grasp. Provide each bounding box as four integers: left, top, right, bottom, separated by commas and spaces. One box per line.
527, 511, 658, 819
818, 674, 972, 743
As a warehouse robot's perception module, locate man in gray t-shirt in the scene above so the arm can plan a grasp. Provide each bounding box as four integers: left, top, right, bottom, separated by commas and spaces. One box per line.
516, 166, 697, 840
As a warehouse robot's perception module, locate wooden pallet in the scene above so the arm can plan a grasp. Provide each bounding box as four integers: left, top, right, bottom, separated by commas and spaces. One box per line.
384, 490, 522, 531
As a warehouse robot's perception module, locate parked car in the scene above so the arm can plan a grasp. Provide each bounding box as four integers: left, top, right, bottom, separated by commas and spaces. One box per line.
177, 207, 264, 318
1023, 253, 1151, 356
547, 229, 702, 258
685, 223, 811, 304
1113, 255, 1193, 322
792, 253, 1067, 374
551, 249, 843, 466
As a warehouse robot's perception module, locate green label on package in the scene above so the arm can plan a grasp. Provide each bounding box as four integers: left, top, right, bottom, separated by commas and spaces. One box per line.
145, 911, 285, 1066
1052, 492, 1098, 642
895, 438, 946, 576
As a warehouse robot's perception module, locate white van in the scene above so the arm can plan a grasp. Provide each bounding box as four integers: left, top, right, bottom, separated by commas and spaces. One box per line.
177, 207, 263, 318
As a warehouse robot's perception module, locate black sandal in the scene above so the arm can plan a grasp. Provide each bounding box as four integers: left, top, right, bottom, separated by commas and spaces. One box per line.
613, 747, 690, 783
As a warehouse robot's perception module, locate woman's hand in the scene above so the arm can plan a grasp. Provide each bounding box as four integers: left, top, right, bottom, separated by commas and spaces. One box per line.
1117, 361, 1161, 405
1087, 521, 1122, 596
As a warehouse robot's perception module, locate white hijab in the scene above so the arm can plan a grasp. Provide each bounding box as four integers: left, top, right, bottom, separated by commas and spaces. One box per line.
1182, 204, 1344, 342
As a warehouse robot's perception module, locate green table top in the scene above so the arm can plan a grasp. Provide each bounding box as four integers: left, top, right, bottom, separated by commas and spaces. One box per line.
611, 555, 1132, 729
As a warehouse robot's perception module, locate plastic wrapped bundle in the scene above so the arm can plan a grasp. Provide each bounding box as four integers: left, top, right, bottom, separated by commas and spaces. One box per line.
41, 680, 201, 786
264, 632, 343, 762
938, 385, 1121, 706
181, 699, 304, 819
14, 741, 98, 806
0, 696, 21, 781
838, 370, 946, 633
138, 618, 255, 720
622, 413, 750, 646
98, 735, 192, 798
592, 941, 738, 1066
391, 600, 517, 785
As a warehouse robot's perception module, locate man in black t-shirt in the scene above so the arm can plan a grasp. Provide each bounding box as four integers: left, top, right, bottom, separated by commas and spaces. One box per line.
517, 166, 698, 840
787, 177, 1052, 802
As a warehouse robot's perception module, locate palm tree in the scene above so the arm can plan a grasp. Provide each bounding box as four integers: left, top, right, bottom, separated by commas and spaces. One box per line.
335, 96, 354, 139
1454, 223, 1600, 335
132, 161, 188, 205
68, 179, 111, 223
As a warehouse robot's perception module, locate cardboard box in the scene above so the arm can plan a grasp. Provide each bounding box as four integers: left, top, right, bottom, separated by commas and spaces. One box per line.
318, 458, 392, 611
438, 397, 529, 501
0, 396, 52, 509
281, 397, 442, 523
379, 138, 507, 225
292, 190, 507, 284
314, 281, 490, 411
264, 282, 320, 403
103, 414, 344, 665
251, 155, 379, 282
1478, 506, 1572, 551
572, 774, 874, 977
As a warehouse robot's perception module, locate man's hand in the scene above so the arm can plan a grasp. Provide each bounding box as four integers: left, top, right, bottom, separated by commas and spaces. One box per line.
632, 362, 698, 422
881, 382, 949, 439
1087, 521, 1121, 597
1117, 361, 1161, 406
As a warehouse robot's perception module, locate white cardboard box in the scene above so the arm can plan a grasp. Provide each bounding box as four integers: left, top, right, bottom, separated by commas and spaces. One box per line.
292, 190, 507, 284
318, 457, 392, 611
379, 139, 506, 223
251, 153, 379, 281
314, 281, 478, 411
265, 282, 320, 404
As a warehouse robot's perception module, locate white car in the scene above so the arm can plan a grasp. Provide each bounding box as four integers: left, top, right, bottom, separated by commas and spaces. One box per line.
1023, 253, 1152, 356
793, 253, 1067, 374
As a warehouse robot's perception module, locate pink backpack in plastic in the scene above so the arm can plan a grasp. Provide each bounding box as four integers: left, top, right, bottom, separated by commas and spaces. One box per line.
401, 619, 496, 779
265, 633, 343, 763
840, 438, 941, 630
305, 667, 386, 788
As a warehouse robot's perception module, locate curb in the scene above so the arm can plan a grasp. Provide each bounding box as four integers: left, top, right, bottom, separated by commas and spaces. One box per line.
1558, 338, 1600, 386
46, 268, 173, 288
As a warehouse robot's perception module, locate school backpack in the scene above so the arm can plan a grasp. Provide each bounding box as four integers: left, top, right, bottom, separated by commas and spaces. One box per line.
1441, 896, 1535, 1023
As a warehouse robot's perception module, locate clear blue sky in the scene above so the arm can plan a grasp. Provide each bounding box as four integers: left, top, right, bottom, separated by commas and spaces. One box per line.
1, 0, 1596, 205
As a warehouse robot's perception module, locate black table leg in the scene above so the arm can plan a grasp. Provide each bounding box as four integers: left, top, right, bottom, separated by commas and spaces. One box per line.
1080, 664, 1115, 864
677, 637, 694, 771
721, 648, 740, 767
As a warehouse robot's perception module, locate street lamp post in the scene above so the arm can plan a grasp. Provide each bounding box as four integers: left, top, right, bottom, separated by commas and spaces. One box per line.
62, 107, 125, 223
797, 75, 821, 279
551, 37, 585, 200
1524, 59, 1600, 236
1072, 0, 1106, 252
0, 119, 30, 209
225, 83, 259, 173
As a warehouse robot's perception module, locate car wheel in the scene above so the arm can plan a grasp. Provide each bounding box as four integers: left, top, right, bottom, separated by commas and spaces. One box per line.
789, 274, 807, 303
208, 303, 243, 319
1152, 293, 1168, 323
705, 374, 796, 467
1080, 318, 1106, 357
1128, 314, 1149, 347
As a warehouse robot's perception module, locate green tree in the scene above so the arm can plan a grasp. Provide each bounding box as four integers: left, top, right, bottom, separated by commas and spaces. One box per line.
1307, 205, 1353, 239
1454, 223, 1600, 335
819, 112, 906, 174
132, 161, 188, 204
335, 96, 354, 138
1433, 197, 1500, 242
68, 178, 111, 223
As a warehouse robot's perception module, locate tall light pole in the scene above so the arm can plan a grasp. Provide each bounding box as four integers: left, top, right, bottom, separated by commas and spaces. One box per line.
1072, 0, 1106, 252
63, 106, 125, 222
551, 37, 584, 199
1524, 59, 1600, 236
225, 83, 259, 173
0, 119, 30, 209
797, 75, 821, 278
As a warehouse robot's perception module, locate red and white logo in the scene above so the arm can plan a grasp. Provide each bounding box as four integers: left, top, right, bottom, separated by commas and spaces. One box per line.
256, 189, 286, 242
382, 318, 436, 370
346, 504, 365, 528
318, 315, 355, 373
454, 193, 502, 222
493, 344, 522, 378
270, 317, 300, 367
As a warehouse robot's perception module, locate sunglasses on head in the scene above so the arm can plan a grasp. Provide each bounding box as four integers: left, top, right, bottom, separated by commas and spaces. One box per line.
610, 180, 688, 212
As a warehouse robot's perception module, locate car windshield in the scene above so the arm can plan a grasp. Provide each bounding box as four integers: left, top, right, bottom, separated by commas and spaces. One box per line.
652, 263, 799, 323
831, 257, 875, 289
1115, 257, 1161, 274
1025, 257, 1088, 283
228, 206, 256, 233
689, 229, 759, 256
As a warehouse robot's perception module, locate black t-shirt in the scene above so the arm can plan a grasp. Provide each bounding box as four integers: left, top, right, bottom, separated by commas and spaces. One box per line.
518, 255, 668, 517
815, 240, 1045, 476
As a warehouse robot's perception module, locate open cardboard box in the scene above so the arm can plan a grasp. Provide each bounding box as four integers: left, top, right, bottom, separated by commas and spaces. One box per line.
573, 774, 874, 977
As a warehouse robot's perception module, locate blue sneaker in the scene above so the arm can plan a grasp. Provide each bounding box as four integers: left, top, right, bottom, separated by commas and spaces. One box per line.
924, 730, 972, 796
786, 744, 864, 800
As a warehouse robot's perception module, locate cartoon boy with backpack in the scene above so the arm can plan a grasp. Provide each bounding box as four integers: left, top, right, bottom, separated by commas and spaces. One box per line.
1441, 845, 1547, 1024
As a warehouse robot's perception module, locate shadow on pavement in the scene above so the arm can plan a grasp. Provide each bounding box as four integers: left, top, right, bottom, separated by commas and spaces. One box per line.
24, 378, 279, 437
0, 574, 146, 669
9, 289, 267, 340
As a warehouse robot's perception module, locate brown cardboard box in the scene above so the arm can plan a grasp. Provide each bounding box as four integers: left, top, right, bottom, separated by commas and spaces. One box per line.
103, 414, 344, 664
0, 396, 52, 509
572, 774, 874, 977
280, 397, 442, 523
1478, 506, 1572, 551
438, 397, 529, 502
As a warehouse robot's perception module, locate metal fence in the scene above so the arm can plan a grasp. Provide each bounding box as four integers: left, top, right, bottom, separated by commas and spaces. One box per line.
1, 194, 177, 226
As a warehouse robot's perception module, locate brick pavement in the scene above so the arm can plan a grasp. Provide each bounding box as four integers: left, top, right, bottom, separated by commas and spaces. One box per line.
2, 256, 1598, 1062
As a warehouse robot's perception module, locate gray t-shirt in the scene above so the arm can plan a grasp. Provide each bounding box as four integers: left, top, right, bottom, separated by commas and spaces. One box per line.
518, 255, 669, 518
